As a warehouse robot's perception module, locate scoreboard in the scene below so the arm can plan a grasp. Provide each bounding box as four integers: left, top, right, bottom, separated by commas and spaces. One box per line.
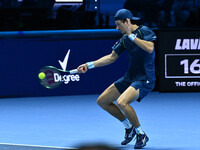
157, 29, 200, 92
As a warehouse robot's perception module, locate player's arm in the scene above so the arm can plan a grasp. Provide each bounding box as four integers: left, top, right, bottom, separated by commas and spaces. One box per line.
77, 50, 118, 73
132, 38, 154, 53
93, 50, 118, 67
124, 19, 154, 53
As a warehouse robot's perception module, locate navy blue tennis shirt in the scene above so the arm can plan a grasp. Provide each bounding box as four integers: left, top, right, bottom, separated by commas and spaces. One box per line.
112, 25, 156, 83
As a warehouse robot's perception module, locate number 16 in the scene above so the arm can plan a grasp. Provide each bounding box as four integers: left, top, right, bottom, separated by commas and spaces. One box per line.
180, 59, 200, 74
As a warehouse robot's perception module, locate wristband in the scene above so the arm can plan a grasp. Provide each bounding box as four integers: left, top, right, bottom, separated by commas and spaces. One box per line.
128, 34, 136, 41
87, 61, 95, 69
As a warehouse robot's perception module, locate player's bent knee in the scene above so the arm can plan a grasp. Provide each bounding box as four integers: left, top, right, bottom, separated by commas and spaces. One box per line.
97, 96, 106, 108
117, 99, 127, 109
97, 96, 113, 109
96, 97, 102, 106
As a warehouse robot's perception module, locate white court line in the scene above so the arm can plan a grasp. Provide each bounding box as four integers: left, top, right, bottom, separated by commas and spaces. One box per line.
0, 143, 77, 149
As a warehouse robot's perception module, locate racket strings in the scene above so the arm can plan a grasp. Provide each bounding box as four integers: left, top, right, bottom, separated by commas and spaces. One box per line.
39, 67, 62, 89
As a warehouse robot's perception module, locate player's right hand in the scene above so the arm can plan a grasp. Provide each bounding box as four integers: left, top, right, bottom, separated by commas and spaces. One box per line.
77, 64, 88, 74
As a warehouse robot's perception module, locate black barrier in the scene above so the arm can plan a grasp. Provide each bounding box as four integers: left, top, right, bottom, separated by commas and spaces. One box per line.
157, 29, 200, 92
0, 29, 130, 97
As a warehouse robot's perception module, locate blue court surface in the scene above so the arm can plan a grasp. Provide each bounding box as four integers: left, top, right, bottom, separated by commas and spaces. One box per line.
0, 92, 200, 150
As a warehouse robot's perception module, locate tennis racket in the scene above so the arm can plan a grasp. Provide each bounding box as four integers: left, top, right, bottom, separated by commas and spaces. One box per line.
38, 66, 79, 89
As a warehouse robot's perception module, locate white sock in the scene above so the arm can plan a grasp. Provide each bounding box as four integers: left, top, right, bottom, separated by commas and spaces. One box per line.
135, 126, 145, 134
121, 118, 132, 129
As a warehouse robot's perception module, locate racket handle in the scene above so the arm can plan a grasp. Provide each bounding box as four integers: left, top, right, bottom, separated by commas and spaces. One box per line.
69, 69, 78, 74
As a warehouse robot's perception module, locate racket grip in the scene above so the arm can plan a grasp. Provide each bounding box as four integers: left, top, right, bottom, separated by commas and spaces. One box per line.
69, 69, 78, 74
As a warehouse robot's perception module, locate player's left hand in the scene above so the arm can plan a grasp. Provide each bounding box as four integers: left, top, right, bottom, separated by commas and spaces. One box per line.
124, 19, 132, 36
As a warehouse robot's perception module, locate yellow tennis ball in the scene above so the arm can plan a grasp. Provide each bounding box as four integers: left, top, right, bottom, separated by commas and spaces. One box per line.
38, 72, 46, 79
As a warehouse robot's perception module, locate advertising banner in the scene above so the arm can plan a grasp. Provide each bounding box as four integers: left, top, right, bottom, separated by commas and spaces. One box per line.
157, 29, 200, 92
0, 29, 129, 97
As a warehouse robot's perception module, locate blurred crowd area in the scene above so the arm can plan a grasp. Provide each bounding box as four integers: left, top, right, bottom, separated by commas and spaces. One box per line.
123, 0, 200, 28
0, 0, 199, 31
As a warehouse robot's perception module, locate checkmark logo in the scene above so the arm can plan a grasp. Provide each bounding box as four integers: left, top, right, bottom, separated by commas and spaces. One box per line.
58, 49, 70, 71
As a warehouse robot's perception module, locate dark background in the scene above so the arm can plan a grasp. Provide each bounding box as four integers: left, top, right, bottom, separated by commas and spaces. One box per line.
0, 0, 199, 31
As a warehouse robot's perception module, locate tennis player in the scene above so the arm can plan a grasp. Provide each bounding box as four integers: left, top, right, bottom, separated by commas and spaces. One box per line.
77, 9, 156, 149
